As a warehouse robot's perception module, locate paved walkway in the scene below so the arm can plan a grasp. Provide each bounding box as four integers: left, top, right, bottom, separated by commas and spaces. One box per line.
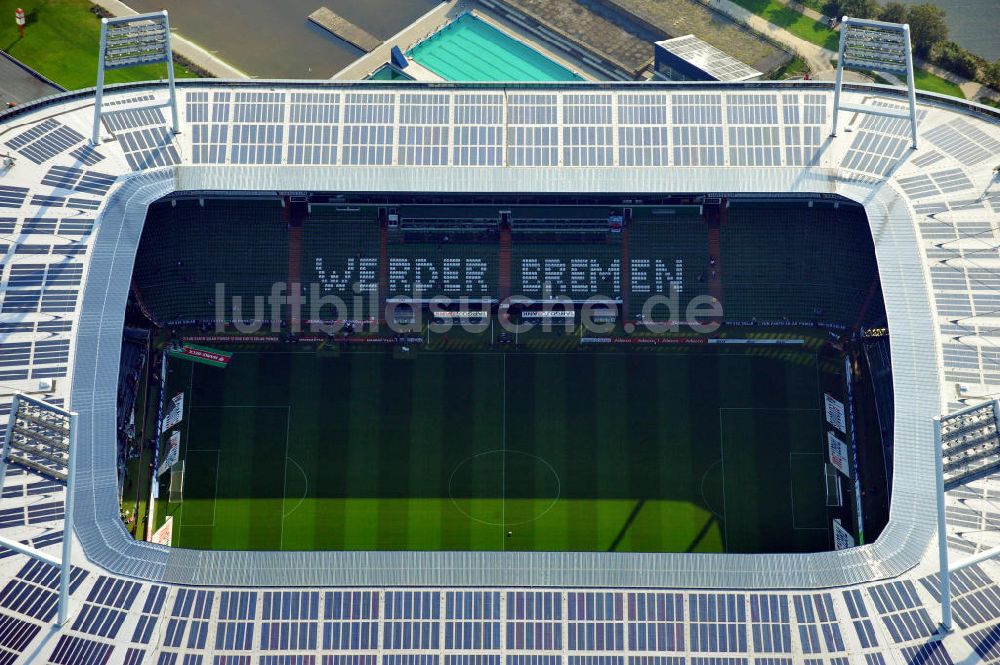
91, 0, 249, 79
399, 59, 445, 82
0, 52, 62, 106
704, 0, 837, 75
785, 0, 825, 22
916, 59, 1000, 102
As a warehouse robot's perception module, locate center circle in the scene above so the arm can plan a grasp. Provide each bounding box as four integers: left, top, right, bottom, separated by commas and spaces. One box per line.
447, 450, 561, 527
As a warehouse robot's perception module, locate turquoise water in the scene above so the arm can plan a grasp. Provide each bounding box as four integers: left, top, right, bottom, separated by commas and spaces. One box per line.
367, 64, 415, 80
408, 13, 583, 82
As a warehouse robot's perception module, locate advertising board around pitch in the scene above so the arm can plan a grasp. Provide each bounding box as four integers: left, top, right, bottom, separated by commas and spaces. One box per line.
824, 393, 847, 433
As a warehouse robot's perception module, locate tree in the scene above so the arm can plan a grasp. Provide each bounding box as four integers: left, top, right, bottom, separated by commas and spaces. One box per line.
906, 4, 948, 58
934, 41, 979, 79
822, 0, 841, 17
879, 2, 909, 24
984, 60, 1000, 91
841, 0, 882, 18
823, 0, 880, 19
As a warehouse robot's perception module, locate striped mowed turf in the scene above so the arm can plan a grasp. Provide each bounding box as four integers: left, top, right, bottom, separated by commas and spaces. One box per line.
163, 346, 831, 553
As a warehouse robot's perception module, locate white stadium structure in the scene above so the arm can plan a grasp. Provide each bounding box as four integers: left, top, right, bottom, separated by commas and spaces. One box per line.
0, 77, 998, 663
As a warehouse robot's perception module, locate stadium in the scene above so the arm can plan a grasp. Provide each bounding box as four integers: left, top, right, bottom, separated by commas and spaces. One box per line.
133, 189, 881, 557
0, 43, 999, 665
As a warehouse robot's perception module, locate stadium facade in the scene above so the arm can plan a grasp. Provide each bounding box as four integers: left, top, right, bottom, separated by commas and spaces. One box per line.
0, 80, 997, 662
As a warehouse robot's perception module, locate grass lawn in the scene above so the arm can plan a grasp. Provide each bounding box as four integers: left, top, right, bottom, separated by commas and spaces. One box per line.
0, 0, 197, 90
767, 55, 810, 79
978, 96, 1000, 109
160, 345, 834, 554
912, 68, 965, 98
727, 0, 841, 51
795, 0, 828, 13
867, 68, 965, 99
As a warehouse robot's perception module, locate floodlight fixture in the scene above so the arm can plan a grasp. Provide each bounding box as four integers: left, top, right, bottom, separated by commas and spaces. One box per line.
933, 401, 1000, 633
831, 17, 919, 149
0, 394, 78, 625
92, 11, 180, 146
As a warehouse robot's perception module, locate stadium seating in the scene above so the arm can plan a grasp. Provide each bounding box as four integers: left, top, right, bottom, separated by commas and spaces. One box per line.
720, 201, 881, 325
300, 205, 381, 320
116, 328, 147, 432
627, 207, 710, 319
133, 198, 288, 325
387, 239, 500, 302
863, 335, 894, 481
133, 199, 884, 328
115, 328, 147, 482
512, 237, 622, 301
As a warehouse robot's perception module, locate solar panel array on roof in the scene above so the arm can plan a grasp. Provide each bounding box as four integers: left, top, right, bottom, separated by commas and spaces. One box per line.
655, 36, 762, 82
48, 634, 113, 665
0, 613, 40, 662
68, 144, 105, 166
28, 194, 101, 211
104, 93, 156, 108
178, 89, 841, 170
921, 566, 1000, 631
118, 127, 181, 171
40, 166, 116, 196
131, 585, 167, 644
967, 623, 1000, 661
102, 106, 167, 133
0, 559, 87, 622
0, 186, 28, 209
4, 119, 85, 165
925, 117, 1000, 166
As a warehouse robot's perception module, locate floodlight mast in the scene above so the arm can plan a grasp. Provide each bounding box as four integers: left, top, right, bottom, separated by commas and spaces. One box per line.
932, 415, 952, 632
830, 16, 919, 149
92, 11, 180, 146
0, 394, 78, 625
933, 401, 1000, 633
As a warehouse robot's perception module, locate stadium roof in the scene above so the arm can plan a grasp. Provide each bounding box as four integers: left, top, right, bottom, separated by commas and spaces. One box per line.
0, 80, 999, 662
655, 35, 763, 82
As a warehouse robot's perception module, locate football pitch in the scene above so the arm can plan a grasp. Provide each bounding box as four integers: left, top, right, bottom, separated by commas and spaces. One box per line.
162, 345, 835, 553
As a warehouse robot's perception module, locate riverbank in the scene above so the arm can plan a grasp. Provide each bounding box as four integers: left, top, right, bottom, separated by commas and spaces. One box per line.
92, 0, 247, 79
123, 0, 439, 79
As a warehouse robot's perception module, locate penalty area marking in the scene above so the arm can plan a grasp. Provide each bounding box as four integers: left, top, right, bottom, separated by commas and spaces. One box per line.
183, 405, 292, 549
789, 452, 827, 531
179, 449, 220, 528
718, 407, 824, 550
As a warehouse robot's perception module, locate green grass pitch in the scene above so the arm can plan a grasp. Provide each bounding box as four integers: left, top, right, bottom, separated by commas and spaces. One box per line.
162, 346, 833, 553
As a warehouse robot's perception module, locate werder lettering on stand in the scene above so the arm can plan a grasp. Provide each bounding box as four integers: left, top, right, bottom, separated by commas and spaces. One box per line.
315, 257, 378, 293
209, 255, 704, 333
387, 258, 491, 295
307, 257, 683, 298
